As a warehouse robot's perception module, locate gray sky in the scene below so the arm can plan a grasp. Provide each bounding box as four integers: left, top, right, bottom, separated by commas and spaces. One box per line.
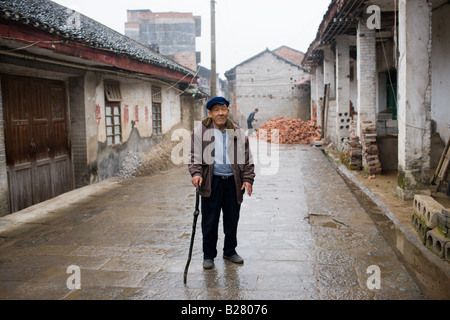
51, 0, 330, 77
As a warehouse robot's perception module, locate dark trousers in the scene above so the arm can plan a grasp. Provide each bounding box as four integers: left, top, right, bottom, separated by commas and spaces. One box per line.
201, 175, 241, 260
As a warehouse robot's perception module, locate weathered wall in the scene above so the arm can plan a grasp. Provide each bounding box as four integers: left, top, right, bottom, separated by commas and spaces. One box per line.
432, 4, 450, 144
161, 88, 181, 134
235, 51, 310, 128
125, 12, 200, 71
69, 76, 92, 188
92, 75, 183, 181
83, 72, 101, 184
0, 77, 10, 216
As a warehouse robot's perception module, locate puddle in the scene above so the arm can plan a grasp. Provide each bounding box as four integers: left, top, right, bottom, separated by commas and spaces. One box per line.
321, 221, 342, 229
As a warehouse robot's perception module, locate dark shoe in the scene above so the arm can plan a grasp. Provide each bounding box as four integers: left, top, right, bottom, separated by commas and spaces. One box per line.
203, 259, 214, 270
223, 253, 244, 264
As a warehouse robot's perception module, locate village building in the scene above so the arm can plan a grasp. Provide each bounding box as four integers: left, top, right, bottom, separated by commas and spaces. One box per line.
273, 45, 305, 67
225, 48, 311, 128
0, 0, 200, 215
125, 9, 201, 72
302, 0, 450, 200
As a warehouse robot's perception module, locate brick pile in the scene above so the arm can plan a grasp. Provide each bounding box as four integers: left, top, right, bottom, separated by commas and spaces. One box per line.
361, 121, 382, 175
257, 117, 322, 144
343, 136, 363, 170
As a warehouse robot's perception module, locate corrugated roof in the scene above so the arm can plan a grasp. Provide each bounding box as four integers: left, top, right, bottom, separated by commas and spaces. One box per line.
0, 0, 196, 77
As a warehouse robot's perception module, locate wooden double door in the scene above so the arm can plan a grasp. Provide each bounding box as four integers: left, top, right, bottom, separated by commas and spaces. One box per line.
1, 74, 74, 213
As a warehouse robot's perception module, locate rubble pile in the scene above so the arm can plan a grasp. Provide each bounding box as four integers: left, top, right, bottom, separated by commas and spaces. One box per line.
257, 117, 322, 144
361, 121, 382, 175
117, 151, 144, 179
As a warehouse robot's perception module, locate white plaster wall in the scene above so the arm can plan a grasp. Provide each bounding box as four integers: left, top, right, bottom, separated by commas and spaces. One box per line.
161, 88, 181, 134
432, 4, 450, 144
235, 51, 309, 127
120, 80, 153, 139
95, 77, 182, 143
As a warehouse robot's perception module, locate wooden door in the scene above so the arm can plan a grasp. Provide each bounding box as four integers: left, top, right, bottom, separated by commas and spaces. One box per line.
1, 74, 73, 213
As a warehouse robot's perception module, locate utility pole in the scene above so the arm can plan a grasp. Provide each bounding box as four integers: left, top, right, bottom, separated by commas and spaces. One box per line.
210, 0, 217, 97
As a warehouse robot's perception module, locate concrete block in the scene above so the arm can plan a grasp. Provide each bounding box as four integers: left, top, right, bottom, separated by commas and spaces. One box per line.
413, 195, 444, 229
426, 229, 449, 259
386, 127, 398, 135
437, 208, 450, 238
411, 212, 429, 245
386, 119, 398, 128
445, 241, 450, 264
397, 186, 431, 200
377, 127, 387, 137
377, 113, 392, 121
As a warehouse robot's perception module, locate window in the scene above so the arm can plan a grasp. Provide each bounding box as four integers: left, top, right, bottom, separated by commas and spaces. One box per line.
152, 103, 162, 135
105, 81, 122, 102
105, 81, 122, 146
106, 102, 122, 145
152, 86, 162, 135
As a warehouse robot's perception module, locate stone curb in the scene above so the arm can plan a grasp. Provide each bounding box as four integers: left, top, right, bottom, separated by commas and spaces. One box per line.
325, 149, 450, 299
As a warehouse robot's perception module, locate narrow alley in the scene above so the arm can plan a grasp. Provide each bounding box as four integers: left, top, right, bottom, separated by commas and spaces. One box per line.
0, 138, 425, 301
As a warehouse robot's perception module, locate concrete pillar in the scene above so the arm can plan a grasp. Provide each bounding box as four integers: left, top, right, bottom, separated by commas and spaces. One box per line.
336, 35, 351, 150
356, 20, 377, 137
310, 69, 317, 123
397, 0, 432, 199
323, 46, 336, 100
315, 64, 325, 129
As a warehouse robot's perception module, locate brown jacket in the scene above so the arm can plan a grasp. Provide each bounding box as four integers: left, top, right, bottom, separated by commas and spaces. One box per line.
188, 117, 255, 205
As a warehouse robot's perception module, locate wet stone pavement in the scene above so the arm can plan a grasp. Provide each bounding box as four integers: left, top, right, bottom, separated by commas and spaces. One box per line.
0, 138, 425, 300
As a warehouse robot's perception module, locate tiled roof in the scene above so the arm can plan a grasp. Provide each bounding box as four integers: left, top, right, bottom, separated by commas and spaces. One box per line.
0, 0, 196, 77
225, 48, 308, 78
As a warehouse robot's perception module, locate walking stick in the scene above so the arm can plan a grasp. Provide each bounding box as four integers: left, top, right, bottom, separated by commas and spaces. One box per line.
183, 186, 200, 285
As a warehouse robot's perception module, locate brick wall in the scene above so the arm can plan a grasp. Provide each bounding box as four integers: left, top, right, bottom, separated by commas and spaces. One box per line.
357, 21, 377, 136
69, 76, 91, 188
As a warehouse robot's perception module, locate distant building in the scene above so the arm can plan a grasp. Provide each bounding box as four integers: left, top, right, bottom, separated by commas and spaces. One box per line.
225, 48, 311, 127
125, 10, 201, 71
273, 46, 305, 67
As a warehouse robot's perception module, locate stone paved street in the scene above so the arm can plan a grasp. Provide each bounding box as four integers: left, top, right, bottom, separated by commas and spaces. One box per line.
0, 139, 425, 300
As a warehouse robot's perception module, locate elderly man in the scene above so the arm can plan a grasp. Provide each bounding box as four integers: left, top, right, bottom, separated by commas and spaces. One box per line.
188, 97, 256, 270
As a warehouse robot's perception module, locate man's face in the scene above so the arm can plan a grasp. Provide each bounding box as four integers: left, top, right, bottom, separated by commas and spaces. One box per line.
208, 104, 229, 128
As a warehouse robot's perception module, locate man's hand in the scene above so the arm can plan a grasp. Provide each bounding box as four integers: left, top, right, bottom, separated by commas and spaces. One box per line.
241, 182, 253, 196
192, 176, 203, 188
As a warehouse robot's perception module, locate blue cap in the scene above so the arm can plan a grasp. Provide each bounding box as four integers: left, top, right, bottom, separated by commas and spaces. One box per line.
206, 97, 230, 110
